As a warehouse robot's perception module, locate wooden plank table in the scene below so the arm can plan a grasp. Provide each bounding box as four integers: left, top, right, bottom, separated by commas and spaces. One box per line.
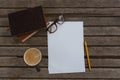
0, 0, 120, 80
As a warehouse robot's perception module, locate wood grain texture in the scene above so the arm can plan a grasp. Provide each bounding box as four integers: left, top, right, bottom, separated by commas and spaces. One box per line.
0, 47, 48, 56
0, 0, 120, 8
0, 57, 47, 67
0, 68, 119, 78
0, 37, 119, 46
88, 47, 120, 56
85, 37, 120, 45
1, 8, 120, 17
1, 17, 120, 26
0, 47, 120, 56
0, 27, 120, 36
0, 57, 119, 68
0, 37, 47, 46
0, 0, 120, 79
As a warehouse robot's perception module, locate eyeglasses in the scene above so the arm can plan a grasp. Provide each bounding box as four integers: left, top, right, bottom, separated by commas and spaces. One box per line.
46, 15, 64, 33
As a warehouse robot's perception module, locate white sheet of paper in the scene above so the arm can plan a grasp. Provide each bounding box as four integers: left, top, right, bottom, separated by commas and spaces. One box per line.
47, 21, 85, 74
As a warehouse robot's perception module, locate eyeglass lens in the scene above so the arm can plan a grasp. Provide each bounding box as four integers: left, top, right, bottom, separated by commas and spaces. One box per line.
47, 15, 64, 33
57, 15, 64, 24
47, 23, 57, 33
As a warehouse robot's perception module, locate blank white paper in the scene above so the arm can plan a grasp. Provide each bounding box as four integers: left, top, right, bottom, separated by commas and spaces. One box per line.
47, 21, 85, 74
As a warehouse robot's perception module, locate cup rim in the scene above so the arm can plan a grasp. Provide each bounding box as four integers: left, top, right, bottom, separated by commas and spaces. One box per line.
24, 48, 42, 66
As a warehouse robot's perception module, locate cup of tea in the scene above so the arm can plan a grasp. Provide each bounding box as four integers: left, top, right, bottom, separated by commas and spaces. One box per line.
24, 48, 42, 72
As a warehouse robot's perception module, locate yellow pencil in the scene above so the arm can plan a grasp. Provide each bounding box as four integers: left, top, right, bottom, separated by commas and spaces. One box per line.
84, 41, 91, 71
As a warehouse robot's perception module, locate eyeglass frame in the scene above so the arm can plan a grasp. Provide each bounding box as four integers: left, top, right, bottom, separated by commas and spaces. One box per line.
46, 15, 64, 33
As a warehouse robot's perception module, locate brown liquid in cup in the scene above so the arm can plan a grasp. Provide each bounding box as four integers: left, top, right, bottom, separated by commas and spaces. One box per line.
24, 48, 42, 66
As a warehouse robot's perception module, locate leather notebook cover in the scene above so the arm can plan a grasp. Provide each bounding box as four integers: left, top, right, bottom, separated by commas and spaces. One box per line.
8, 6, 46, 36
